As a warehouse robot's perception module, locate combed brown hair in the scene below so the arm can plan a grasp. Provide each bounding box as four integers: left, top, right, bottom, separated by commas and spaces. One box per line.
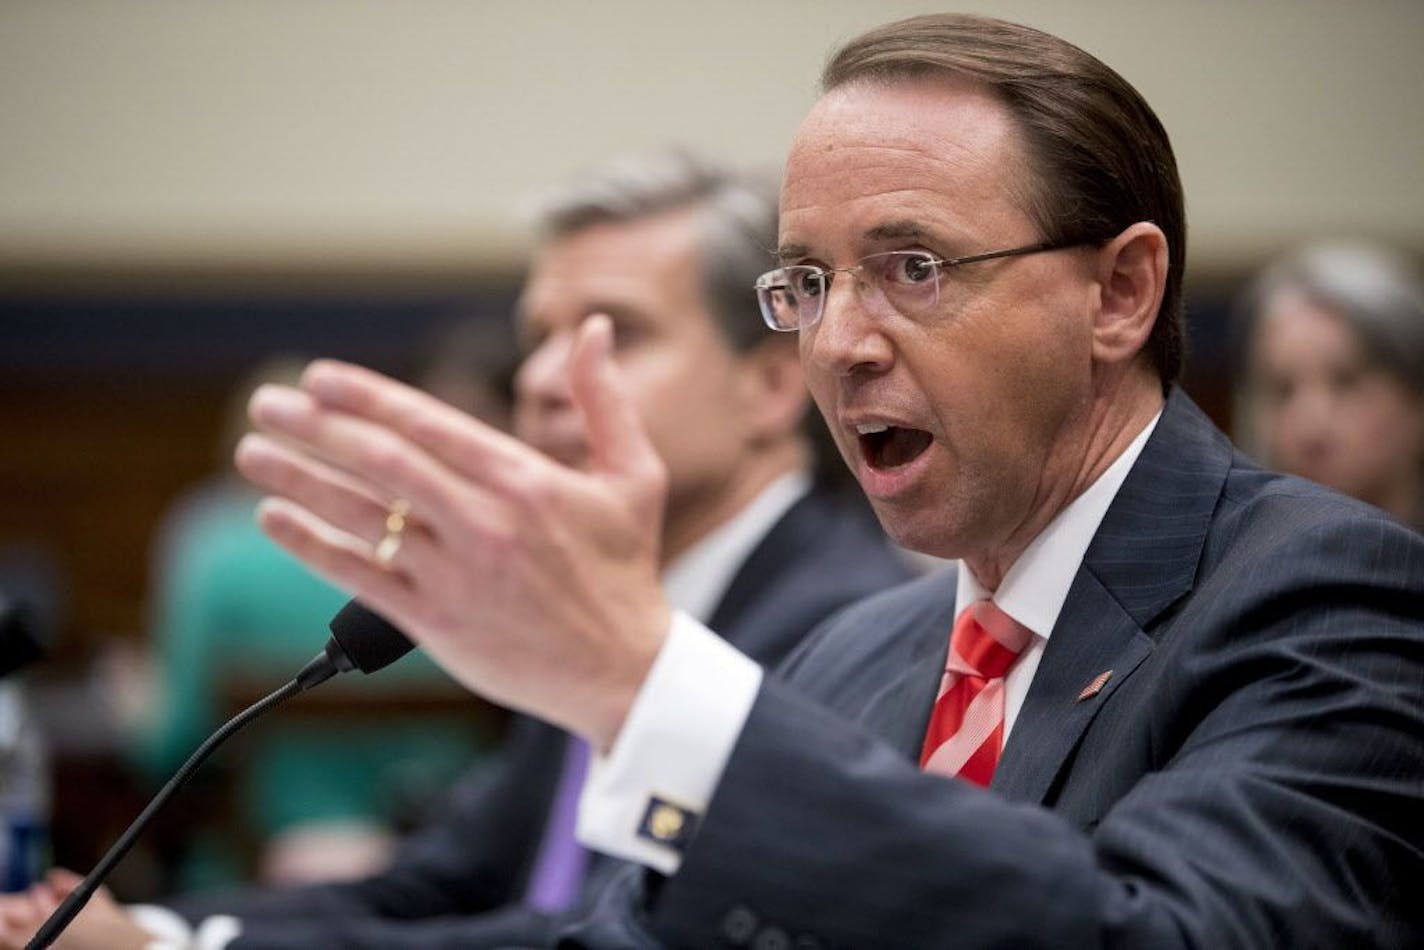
823, 14, 1187, 384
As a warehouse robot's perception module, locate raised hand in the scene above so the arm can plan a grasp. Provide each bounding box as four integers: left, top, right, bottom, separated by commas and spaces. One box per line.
237, 314, 672, 750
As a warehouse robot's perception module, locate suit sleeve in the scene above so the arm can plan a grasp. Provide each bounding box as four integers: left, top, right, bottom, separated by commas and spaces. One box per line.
635, 520, 1424, 949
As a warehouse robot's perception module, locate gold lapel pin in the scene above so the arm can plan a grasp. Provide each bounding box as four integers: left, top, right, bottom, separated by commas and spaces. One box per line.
1076, 669, 1113, 702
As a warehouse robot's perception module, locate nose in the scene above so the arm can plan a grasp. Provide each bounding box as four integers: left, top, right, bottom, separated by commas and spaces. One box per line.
801, 274, 893, 378
514, 332, 575, 416
1272, 381, 1338, 456
1284, 380, 1337, 432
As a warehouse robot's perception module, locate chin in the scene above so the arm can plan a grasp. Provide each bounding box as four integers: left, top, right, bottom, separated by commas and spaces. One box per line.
869, 501, 962, 561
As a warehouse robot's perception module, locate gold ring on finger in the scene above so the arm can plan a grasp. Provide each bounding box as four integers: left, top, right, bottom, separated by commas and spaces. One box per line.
374, 499, 411, 567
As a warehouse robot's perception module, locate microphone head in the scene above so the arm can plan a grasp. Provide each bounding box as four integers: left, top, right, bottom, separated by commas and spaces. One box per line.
327, 600, 416, 675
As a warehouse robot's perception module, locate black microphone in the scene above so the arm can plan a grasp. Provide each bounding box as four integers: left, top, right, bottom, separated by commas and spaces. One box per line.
28, 600, 415, 950
319, 599, 417, 676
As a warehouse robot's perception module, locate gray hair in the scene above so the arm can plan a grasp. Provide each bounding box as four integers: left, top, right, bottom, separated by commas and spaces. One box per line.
530, 148, 778, 351
1233, 240, 1424, 395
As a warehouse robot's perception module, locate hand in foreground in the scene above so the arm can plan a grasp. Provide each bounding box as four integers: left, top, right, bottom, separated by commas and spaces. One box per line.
237, 314, 671, 750
0, 869, 147, 950
0, 878, 51, 950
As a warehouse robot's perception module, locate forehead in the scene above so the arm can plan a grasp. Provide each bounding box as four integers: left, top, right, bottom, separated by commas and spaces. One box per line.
780, 78, 1032, 255
1255, 290, 1364, 363
518, 210, 705, 324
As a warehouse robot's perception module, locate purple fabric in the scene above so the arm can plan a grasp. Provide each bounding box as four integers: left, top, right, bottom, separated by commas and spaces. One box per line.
522, 736, 592, 913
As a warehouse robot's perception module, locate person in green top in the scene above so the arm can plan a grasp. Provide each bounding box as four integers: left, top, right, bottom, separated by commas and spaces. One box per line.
134, 340, 514, 888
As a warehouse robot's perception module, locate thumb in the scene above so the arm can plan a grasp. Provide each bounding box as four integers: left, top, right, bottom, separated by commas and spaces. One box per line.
568, 314, 661, 482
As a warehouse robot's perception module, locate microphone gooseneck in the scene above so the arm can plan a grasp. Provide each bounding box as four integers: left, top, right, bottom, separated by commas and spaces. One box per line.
27, 600, 414, 950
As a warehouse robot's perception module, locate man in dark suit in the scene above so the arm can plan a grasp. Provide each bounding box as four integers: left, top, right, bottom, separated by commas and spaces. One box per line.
192, 13, 1422, 950
0, 151, 911, 949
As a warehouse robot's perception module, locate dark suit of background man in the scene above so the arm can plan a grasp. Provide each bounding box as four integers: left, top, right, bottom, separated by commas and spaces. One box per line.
143, 13, 1420, 950
0, 152, 911, 948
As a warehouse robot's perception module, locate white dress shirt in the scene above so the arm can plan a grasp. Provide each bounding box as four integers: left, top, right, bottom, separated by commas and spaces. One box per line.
578, 413, 1161, 873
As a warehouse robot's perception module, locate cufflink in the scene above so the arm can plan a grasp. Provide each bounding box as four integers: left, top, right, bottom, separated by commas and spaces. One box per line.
637, 794, 700, 852
1076, 669, 1113, 702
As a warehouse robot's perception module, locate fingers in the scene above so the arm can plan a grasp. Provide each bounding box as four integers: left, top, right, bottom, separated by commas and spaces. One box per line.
298, 360, 534, 490
0, 894, 39, 948
255, 497, 439, 633
236, 432, 451, 574
247, 386, 499, 543
568, 315, 664, 486
237, 434, 396, 541
0, 883, 58, 948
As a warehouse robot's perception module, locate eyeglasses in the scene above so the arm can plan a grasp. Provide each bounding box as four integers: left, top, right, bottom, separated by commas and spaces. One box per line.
754, 240, 1087, 331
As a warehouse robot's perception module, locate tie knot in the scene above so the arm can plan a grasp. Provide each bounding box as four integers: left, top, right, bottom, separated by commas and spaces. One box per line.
949, 600, 1032, 679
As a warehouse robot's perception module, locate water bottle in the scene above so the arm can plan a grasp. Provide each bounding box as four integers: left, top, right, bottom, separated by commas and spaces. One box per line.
0, 679, 49, 892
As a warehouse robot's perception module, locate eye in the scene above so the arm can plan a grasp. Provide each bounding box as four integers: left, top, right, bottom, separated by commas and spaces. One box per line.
788, 266, 826, 299
1328, 365, 1364, 395
516, 323, 548, 359
884, 252, 939, 285
1261, 376, 1294, 406
607, 317, 653, 351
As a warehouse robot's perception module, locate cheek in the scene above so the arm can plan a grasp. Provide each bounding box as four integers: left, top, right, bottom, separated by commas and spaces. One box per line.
1347, 390, 1424, 454
917, 320, 1075, 444
626, 348, 741, 445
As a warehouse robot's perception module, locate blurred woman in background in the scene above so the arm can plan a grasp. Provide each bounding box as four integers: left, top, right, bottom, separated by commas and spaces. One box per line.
1233, 240, 1424, 531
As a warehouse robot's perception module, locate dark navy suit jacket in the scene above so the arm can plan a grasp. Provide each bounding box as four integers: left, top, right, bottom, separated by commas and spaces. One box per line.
170, 487, 914, 948
568, 390, 1424, 949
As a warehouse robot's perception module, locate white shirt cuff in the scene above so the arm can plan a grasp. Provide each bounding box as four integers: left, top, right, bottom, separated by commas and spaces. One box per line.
576, 610, 762, 874
130, 904, 241, 950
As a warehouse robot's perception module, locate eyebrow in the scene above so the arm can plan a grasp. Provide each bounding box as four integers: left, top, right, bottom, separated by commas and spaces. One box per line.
776, 220, 932, 263
520, 302, 652, 333
864, 220, 927, 242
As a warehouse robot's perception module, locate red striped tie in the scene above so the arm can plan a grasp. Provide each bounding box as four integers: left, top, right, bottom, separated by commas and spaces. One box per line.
919, 600, 1033, 786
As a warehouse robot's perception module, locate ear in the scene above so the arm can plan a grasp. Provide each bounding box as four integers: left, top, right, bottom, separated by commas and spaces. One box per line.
733, 336, 810, 444
1091, 222, 1168, 367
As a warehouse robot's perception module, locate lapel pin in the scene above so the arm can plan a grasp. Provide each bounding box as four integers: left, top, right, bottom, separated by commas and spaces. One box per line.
1076, 669, 1113, 702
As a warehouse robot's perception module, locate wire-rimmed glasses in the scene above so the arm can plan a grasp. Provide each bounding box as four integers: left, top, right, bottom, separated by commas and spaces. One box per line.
754, 241, 1085, 331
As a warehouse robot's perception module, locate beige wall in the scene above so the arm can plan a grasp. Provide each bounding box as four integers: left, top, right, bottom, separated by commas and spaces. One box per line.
1, 0, 1420, 281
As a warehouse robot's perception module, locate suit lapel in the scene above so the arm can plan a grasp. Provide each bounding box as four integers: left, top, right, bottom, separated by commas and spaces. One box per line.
706, 491, 821, 638
854, 602, 954, 755
993, 390, 1233, 804
991, 573, 1152, 802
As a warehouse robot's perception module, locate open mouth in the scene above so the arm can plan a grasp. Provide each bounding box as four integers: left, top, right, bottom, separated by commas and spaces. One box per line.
856, 423, 932, 470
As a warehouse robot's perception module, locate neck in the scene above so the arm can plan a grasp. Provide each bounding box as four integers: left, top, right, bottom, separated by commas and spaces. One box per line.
964, 366, 1164, 591
659, 441, 810, 566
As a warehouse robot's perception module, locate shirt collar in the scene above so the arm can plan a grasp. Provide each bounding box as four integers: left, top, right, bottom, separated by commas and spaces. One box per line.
662, 470, 812, 624
955, 410, 1162, 639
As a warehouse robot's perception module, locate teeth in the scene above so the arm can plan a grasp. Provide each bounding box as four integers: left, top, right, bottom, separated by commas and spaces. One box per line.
855, 423, 890, 435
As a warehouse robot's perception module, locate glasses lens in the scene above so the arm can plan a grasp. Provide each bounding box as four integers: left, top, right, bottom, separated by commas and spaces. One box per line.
873, 252, 940, 315
756, 267, 823, 330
